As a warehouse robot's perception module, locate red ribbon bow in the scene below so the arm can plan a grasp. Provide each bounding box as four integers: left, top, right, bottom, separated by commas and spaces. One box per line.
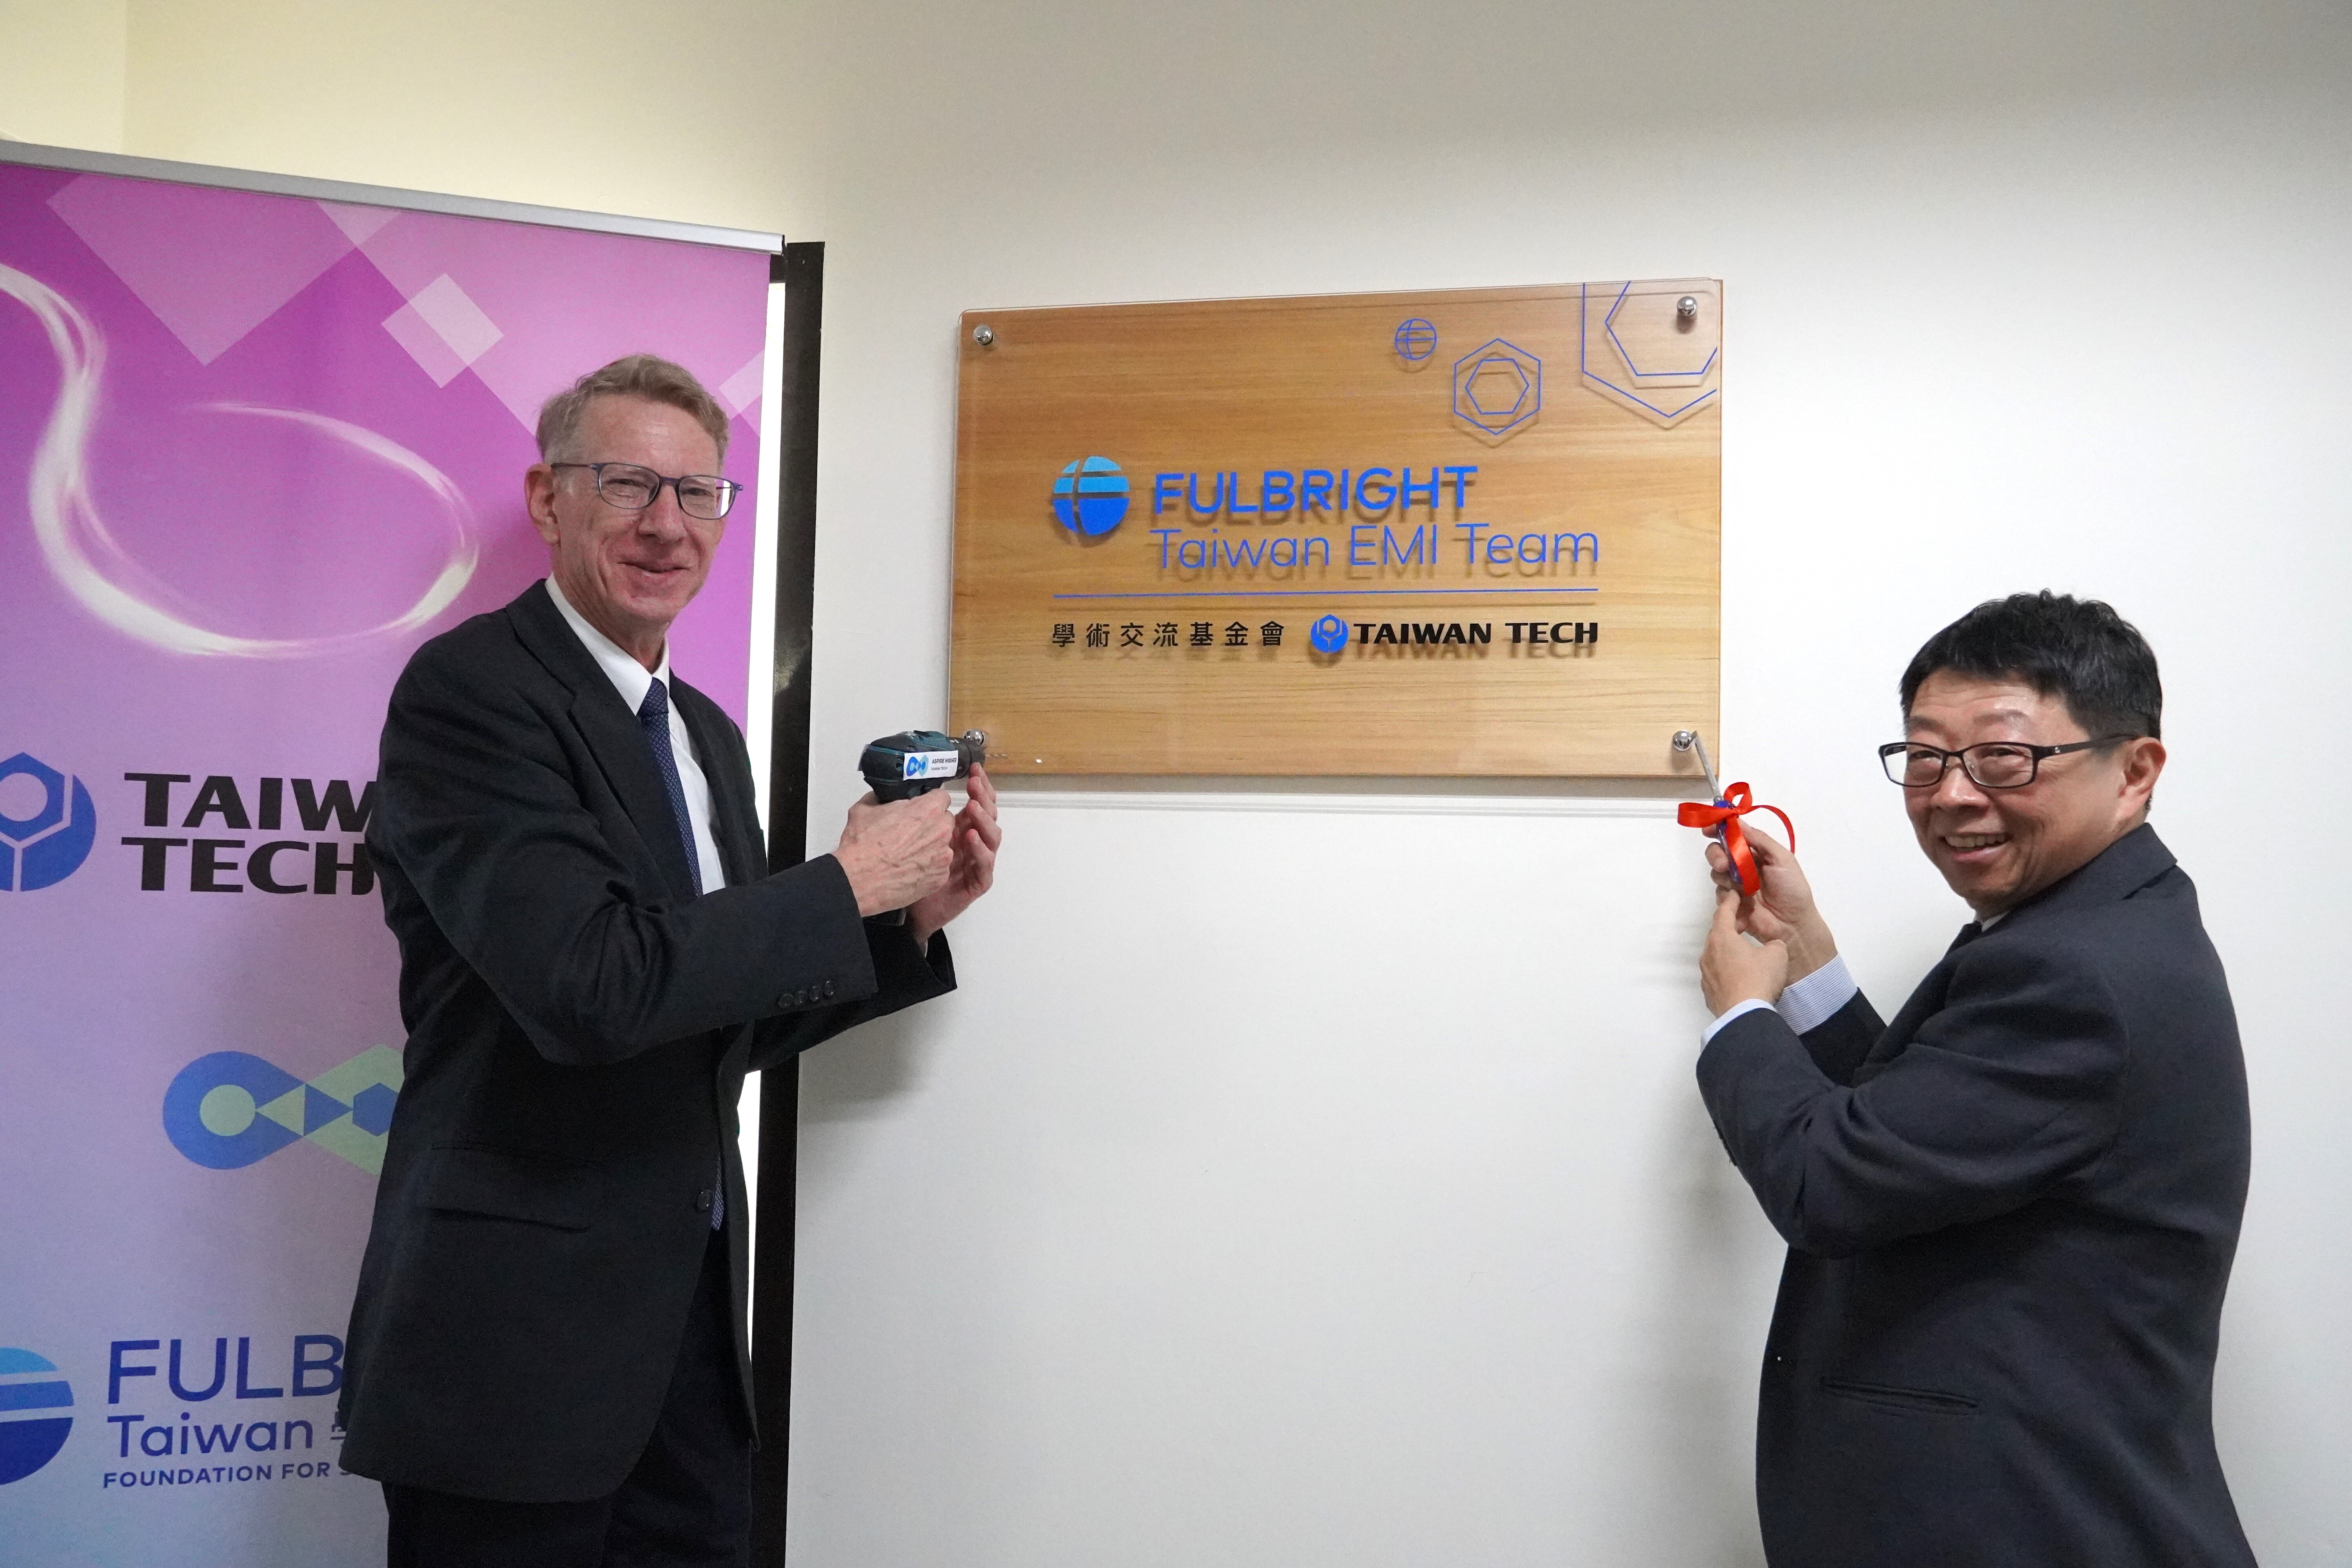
1677, 782, 1795, 895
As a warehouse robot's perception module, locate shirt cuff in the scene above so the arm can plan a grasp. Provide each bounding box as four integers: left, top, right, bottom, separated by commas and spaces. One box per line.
1774, 954, 1857, 1037
1700, 996, 1778, 1046
1699, 955, 1858, 1047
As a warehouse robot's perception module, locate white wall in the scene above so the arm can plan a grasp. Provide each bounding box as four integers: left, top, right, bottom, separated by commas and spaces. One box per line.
0, 0, 125, 149
776, 3, 2352, 1564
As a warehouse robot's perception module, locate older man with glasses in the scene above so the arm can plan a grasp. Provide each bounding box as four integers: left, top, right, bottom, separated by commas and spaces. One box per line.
1693, 592, 2255, 1568
335, 355, 1001, 1566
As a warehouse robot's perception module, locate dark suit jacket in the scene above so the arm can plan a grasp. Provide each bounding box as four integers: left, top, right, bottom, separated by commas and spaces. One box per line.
337, 581, 953, 1501
1697, 825, 2254, 1568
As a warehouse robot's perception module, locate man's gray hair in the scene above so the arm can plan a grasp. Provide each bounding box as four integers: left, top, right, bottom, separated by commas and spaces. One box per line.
535, 354, 731, 465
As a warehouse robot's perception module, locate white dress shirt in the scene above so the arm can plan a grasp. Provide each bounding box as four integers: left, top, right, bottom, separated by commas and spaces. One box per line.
544, 576, 730, 895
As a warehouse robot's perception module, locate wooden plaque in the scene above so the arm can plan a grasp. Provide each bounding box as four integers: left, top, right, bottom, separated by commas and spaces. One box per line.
949, 280, 1720, 776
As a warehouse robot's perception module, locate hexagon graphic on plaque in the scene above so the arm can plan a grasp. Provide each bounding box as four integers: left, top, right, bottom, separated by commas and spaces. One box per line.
1580, 279, 1721, 426
1451, 338, 1542, 441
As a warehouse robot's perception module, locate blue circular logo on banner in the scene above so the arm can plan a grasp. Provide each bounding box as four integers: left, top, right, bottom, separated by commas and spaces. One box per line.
1394, 318, 1437, 362
1051, 456, 1129, 536
163, 1052, 309, 1170
0, 1348, 74, 1485
1309, 615, 1351, 655
0, 753, 98, 892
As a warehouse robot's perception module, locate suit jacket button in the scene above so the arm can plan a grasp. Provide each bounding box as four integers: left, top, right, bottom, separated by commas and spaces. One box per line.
822, 980, 835, 997
695, 1189, 715, 1212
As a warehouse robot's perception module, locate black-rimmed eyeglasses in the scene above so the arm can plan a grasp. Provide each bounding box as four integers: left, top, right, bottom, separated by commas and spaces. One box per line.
1879, 736, 2134, 790
552, 462, 740, 521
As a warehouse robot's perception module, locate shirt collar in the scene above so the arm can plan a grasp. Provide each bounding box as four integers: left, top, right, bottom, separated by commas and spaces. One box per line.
544, 575, 671, 715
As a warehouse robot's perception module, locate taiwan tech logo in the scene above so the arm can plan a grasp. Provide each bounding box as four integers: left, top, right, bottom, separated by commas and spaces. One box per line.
163, 1046, 405, 1176
0, 1348, 74, 1485
1051, 456, 1129, 536
0, 752, 98, 891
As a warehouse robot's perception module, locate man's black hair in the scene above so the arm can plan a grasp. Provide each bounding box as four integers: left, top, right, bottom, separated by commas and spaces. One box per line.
1900, 592, 2162, 740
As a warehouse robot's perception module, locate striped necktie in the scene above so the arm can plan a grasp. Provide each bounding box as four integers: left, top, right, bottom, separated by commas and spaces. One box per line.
636, 677, 702, 898
637, 676, 722, 1231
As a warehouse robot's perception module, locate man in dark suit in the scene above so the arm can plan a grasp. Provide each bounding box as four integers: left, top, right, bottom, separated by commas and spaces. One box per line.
1694, 592, 2255, 1567
336, 354, 1001, 1566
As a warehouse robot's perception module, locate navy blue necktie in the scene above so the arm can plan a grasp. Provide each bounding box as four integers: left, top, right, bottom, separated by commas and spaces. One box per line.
636, 677, 703, 898
637, 677, 722, 1231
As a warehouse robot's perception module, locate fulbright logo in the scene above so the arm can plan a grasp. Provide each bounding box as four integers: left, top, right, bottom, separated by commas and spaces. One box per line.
0, 752, 98, 891
0, 1347, 74, 1485
1051, 456, 1129, 537
162, 1046, 404, 1176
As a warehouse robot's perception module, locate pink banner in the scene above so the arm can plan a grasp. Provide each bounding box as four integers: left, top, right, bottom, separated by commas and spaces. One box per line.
0, 158, 769, 1562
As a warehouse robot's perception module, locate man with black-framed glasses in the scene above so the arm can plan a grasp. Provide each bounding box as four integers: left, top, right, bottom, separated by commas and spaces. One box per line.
1693, 592, 2254, 1568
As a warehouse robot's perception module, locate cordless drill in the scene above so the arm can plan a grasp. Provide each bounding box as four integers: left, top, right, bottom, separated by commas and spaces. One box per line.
858, 729, 988, 801
855, 730, 987, 924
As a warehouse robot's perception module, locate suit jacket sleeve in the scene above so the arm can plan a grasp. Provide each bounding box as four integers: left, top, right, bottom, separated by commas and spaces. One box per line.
376, 646, 883, 1067
1796, 991, 1886, 1087
746, 918, 958, 1072
1695, 939, 2128, 1257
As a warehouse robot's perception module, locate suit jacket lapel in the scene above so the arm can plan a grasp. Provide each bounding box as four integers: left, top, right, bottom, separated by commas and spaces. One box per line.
506, 582, 701, 902
1862, 824, 2180, 1075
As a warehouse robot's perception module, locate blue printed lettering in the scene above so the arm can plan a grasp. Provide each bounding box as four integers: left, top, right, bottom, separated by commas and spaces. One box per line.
291, 1336, 343, 1397
111, 1341, 159, 1404
169, 1338, 227, 1402
236, 1338, 283, 1399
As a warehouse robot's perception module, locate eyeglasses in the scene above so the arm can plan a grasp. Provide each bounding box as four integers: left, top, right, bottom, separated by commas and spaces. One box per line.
1878, 736, 2135, 790
552, 462, 740, 521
